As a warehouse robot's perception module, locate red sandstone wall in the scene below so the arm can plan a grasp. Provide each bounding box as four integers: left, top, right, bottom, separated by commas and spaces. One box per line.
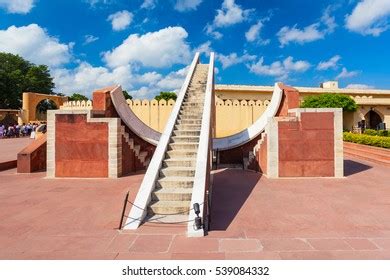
276, 84, 300, 117
55, 114, 109, 178
278, 112, 334, 177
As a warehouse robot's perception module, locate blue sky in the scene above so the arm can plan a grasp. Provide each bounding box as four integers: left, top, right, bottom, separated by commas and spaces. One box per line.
1, 0, 390, 98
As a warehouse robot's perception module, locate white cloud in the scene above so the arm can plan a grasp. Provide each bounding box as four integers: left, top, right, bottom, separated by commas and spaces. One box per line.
245, 20, 270, 45
84, 0, 112, 7
205, 0, 252, 40
103, 26, 191, 68
83, 34, 99, 45
336, 67, 360, 79
205, 24, 223, 40
137, 71, 162, 84
129, 67, 189, 99
217, 52, 256, 69
141, 0, 157, 9
156, 67, 188, 90
0, 0, 34, 14
213, 0, 253, 27
129, 86, 150, 98
277, 6, 337, 46
0, 24, 72, 67
248, 56, 311, 80
107, 10, 133, 31
53, 63, 133, 96
194, 41, 213, 56
346, 84, 375, 89
174, 0, 202, 12
317, 55, 341, 70
345, 0, 390, 36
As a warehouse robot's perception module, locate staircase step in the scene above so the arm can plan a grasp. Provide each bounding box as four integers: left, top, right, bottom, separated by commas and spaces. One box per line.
160, 167, 195, 177
148, 200, 191, 215
152, 188, 193, 201
143, 214, 190, 224
177, 119, 202, 125
163, 158, 196, 167
166, 150, 198, 158
156, 176, 194, 188
173, 130, 201, 136
171, 136, 200, 143
175, 124, 201, 130
168, 143, 199, 150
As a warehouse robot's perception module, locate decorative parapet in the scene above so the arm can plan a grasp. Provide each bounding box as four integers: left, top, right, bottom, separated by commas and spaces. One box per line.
61, 100, 93, 109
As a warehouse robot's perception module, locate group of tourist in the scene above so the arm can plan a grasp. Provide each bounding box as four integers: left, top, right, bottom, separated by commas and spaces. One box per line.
0, 123, 40, 139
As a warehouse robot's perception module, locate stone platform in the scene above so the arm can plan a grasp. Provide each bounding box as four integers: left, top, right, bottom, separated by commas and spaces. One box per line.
0, 156, 389, 260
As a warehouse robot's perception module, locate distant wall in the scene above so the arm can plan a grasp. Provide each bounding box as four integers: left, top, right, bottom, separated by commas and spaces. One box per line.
60, 98, 271, 138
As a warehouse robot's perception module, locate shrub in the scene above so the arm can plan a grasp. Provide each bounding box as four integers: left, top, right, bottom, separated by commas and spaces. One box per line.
301, 93, 357, 112
364, 129, 377, 136
343, 132, 390, 149
363, 129, 389, 137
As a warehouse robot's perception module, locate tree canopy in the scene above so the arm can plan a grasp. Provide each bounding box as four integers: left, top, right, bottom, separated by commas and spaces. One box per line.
0, 52, 55, 109
68, 93, 89, 101
123, 90, 132, 100
301, 93, 357, 112
154, 91, 177, 101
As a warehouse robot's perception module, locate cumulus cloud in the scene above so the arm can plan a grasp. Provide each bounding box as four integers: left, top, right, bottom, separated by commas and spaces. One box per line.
141, 0, 157, 9
217, 52, 256, 69
336, 67, 360, 79
0, 0, 35, 14
103, 26, 191, 68
213, 0, 253, 27
277, 6, 337, 46
205, 24, 223, 40
83, 34, 99, 45
346, 84, 375, 89
129, 67, 189, 99
84, 0, 112, 7
107, 10, 133, 31
193, 41, 213, 56
174, 0, 202, 12
0, 24, 73, 67
317, 55, 341, 70
53, 63, 133, 96
345, 0, 390, 36
245, 19, 270, 45
248, 56, 311, 80
205, 0, 252, 39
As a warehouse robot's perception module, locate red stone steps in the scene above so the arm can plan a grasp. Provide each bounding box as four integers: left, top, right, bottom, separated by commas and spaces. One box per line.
344, 142, 390, 167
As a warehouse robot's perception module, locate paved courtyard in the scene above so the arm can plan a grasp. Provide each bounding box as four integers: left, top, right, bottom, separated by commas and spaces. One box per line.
0, 138, 33, 163
0, 156, 389, 259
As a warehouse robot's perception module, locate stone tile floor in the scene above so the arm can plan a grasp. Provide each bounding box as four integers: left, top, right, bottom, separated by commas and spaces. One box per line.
0, 156, 389, 259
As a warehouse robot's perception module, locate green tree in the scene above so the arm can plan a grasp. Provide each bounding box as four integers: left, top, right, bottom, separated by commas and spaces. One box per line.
155, 91, 177, 101
68, 93, 89, 101
301, 93, 357, 112
0, 52, 55, 109
123, 90, 132, 100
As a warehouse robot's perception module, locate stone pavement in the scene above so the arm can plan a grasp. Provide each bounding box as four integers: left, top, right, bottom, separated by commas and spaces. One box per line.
0, 156, 389, 259
0, 138, 33, 163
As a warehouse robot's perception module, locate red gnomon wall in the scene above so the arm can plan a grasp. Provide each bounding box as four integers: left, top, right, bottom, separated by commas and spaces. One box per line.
55, 114, 109, 178
278, 112, 335, 177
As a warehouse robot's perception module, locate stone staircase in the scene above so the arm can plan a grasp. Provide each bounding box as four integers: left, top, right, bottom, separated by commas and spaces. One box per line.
121, 126, 150, 170
145, 64, 209, 223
